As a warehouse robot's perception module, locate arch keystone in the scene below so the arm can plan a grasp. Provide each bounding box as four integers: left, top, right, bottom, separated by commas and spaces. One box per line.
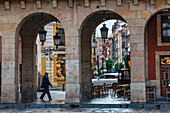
150, 0, 155, 5
84, 0, 89, 7
68, 0, 73, 8
36, 0, 42, 9
20, 0, 26, 9
101, 0, 106, 6
4, 0, 10, 10
134, 0, 139, 5
117, 0, 122, 6
52, 0, 57, 8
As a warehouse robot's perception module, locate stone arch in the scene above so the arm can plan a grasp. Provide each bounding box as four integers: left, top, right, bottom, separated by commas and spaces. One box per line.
15, 12, 62, 102
145, 8, 170, 99
79, 10, 127, 101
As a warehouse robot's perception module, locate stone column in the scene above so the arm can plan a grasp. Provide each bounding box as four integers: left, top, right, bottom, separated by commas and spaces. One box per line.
1, 30, 19, 103
127, 19, 146, 102
81, 27, 92, 101
20, 31, 37, 102
64, 27, 82, 103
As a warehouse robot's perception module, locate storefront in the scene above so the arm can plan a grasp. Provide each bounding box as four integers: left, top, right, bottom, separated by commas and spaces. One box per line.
54, 54, 66, 86
147, 9, 170, 99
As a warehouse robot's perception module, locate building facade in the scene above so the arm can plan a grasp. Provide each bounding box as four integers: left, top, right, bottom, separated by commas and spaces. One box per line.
41, 22, 66, 87
112, 21, 130, 63
0, 0, 169, 104
97, 37, 103, 68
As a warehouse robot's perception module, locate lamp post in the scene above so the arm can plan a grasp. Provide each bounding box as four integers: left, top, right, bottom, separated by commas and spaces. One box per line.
97, 53, 100, 76
106, 57, 108, 73
100, 20, 109, 74
53, 26, 61, 49
44, 48, 54, 83
38, 13, 47, 45
101, 55, 104, 74
100, 24, 109, 43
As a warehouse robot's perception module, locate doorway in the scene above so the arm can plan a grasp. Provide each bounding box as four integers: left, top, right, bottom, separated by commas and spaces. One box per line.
160, 56, 170, 96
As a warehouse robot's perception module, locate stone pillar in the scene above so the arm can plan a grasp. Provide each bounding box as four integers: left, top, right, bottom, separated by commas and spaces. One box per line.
81, 27, 92, 101
20, 32, 37, 102
65, 27, 82, 103
1, 30, 19, 103
127, 19, 146, 102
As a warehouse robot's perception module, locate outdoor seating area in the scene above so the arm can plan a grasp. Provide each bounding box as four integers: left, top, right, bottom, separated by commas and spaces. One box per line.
92, 83, 131, 100
145, 85, 170, 101
92, 84, 110, 98
112, 84, 130, 100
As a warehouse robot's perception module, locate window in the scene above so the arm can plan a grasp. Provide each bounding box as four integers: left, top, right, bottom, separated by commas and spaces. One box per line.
161, 15, 170, 42
105, 75, 110, 79
53, 25, 65, 45
99, 75, 105, 79
110, 75, 117, 78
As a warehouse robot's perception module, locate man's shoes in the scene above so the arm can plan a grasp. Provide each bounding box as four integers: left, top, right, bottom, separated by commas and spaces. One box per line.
49, 99, 52, 101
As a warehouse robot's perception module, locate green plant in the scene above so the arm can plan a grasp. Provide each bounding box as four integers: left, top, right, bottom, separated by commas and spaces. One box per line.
94, 73, 98, 76
123, 53, 130, 69
114, 61, 124, 72
106, 57, 114, 71
99, 67, 105, 73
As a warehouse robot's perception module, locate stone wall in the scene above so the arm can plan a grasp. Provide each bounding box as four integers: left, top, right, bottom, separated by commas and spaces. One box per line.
0, 0, 169, 103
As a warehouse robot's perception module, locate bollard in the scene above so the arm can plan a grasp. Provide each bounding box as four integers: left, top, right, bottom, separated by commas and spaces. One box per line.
62, 83, 65, 91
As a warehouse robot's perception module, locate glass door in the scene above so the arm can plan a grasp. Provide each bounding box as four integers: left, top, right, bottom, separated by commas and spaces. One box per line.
160, 65, 170, 96
160, 56, 170, 96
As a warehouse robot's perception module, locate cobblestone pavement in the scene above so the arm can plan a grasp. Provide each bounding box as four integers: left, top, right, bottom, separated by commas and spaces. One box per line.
83, 94, 130, 104
0, 108, 170, 113
37, 90, 65, 100
33, 90, 65, 104
35, 90, 130, 104
2, 90, 170, 112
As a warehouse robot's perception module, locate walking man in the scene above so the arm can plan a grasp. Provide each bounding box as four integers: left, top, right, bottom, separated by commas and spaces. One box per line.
40, 72, 53, 101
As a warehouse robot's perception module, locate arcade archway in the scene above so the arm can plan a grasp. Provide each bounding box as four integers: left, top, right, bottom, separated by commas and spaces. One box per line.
80, 10, 128, 101
15, 12, 62, 102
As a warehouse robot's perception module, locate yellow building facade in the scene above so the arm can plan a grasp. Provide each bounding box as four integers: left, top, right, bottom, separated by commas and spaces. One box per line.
41, 22, 66, 87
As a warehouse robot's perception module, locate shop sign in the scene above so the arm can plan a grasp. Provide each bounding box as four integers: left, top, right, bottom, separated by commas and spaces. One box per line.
161, 56, 170, 64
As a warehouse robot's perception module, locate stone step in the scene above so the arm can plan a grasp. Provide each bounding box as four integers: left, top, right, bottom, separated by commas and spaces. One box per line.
1, 103, 170, 109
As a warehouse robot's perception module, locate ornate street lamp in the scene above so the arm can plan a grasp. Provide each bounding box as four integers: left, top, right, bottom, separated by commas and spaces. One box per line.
100, 11, 109, 74
39, 26, 47, 45
38, 13, 47, 45
53, 26, 61, 49
100, 24, 109, 43
101, 55, 104, 74
106, 57, 108, 73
